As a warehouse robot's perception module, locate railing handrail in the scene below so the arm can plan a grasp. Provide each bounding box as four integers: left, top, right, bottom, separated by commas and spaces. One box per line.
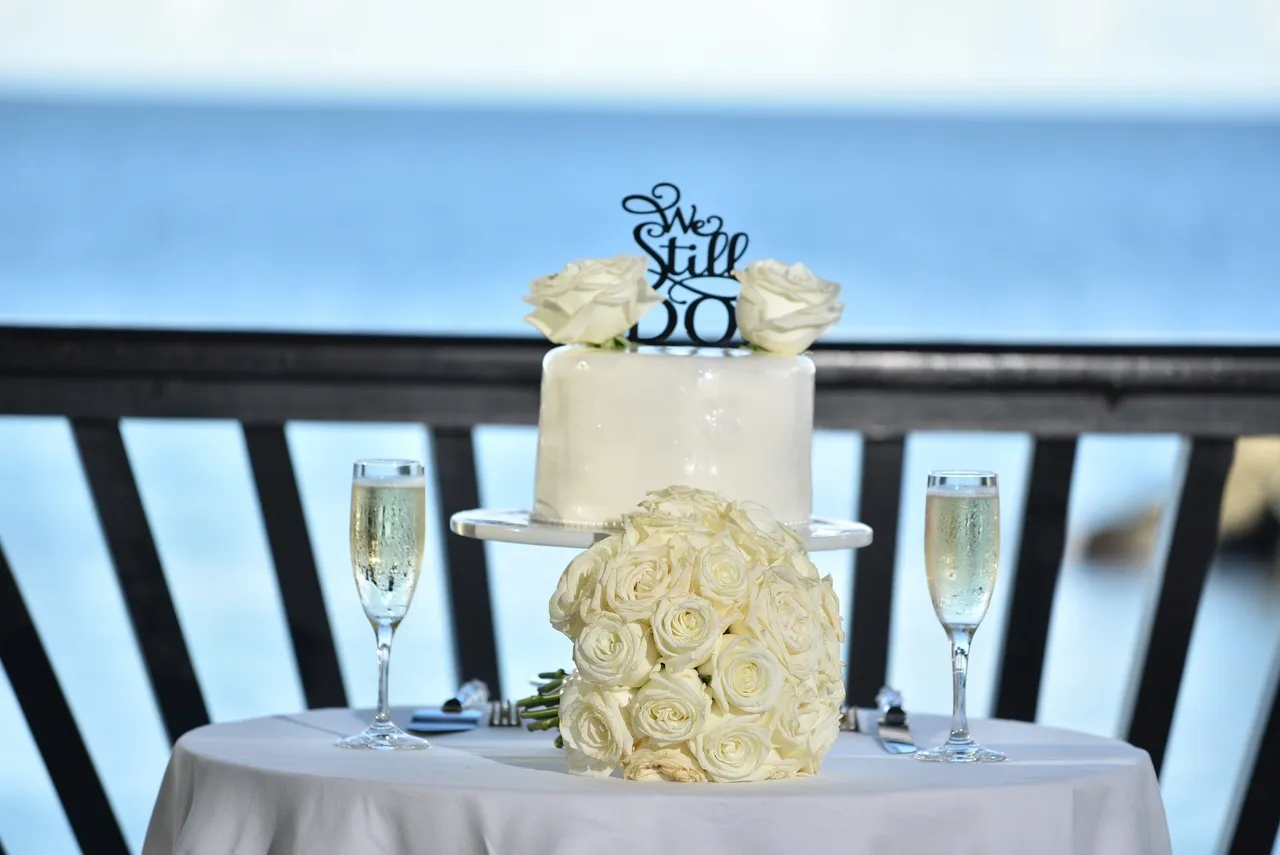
6, 326, 1280, 437
5, 325, 1280, 392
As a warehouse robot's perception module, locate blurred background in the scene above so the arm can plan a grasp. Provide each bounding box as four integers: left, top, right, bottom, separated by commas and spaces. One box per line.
1, 1, 1278, 853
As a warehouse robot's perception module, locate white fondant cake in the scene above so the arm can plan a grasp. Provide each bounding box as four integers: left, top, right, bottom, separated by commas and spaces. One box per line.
532, 345, 814, 527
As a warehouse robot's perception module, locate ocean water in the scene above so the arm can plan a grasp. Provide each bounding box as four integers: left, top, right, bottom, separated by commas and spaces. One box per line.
1, 97, 1279, 340
0, 97, 1279, 855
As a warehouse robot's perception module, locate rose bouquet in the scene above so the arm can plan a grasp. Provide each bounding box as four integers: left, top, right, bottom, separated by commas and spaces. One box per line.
546, 486, 846, 782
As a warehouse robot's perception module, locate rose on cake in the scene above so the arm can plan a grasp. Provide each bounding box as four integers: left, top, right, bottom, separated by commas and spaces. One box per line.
523, 255, 664, 347
548, 486, 846, 782
732, 260, 844, 356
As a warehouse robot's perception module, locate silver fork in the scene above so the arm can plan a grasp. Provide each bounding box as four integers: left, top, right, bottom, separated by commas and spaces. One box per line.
488, 700, 522, 727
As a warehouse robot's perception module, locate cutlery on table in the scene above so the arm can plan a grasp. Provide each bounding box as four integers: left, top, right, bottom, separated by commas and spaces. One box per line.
443, 679, 490, 713
489, 699, 522, 728
873, 686, 917, 754
408, 680, 490, 733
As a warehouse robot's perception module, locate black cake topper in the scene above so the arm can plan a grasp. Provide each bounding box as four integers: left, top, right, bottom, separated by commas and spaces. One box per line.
622, 183, 748, 346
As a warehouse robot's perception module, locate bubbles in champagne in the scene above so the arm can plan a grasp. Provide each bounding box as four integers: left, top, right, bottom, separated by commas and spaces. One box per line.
924, 487, 1000, 630
350, 478, 426, 626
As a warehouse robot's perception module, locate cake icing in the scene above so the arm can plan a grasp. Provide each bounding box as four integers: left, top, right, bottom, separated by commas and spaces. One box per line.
532, 345, 814, 527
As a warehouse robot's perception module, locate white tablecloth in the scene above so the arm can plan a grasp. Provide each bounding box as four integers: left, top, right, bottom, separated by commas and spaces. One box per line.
142, 707, 1172, 855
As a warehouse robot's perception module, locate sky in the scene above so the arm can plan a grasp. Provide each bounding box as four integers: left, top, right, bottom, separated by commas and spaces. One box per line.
1, 0, 1279, 109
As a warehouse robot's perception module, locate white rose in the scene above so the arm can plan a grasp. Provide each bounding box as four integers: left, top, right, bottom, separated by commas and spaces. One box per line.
563, 741, 620, 776
594, 538, 692, 622
732, 260, 844, 355
559, 673, 633, 776
622, 743, 708, 783
814, 654, 848, 708
690, 713, 773, 782
698, 634, 785, 714
651, 594, 723, 671
797, 702, 842, 774
723, 501, 804, 565
732, 564, 824, 680
636, 486, 732, 525
691, 540, 759, 621
787, 550, 821, 581
769, 676, 841, 774
564, 746, 616, 777
817, 573, 846, 643
770, 677, 825, 751
549, 537, 618, 639
572, 613, 658, 688
757, 755, 803, 780
524, 255, 665, 345
623, 488, 733, 549
630, 668, 713, 744
624, 514, 723, 550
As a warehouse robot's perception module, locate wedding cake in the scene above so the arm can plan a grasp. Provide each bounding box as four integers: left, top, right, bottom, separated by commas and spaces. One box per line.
504, 184, 854, 784
524, 255, 844, 528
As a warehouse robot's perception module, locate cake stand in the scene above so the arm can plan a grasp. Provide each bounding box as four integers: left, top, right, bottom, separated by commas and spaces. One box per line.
450, 509, 872, 551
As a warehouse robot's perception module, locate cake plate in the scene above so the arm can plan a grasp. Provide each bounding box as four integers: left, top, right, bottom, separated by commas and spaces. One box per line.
450, 509, 872, 552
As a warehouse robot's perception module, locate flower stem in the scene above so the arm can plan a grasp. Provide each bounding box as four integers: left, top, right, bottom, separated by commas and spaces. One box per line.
517, 692, 561, 708
520, 708, 560, 720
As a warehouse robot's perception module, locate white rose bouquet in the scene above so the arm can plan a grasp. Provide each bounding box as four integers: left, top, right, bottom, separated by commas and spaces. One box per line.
524, 255, 665, 347
545, 486, 846, 782
732, 260, 844, 355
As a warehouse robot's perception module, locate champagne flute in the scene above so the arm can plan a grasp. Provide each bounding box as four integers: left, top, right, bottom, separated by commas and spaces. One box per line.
337, 459, 430, 750
914, 471, 1007, 763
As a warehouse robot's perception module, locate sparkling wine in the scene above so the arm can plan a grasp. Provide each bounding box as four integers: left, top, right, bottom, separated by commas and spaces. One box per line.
350, 478, 426, 626
924, 488, 999, 630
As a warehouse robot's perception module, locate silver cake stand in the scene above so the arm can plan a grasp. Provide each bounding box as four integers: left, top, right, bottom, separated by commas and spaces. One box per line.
450, 509, 872, 552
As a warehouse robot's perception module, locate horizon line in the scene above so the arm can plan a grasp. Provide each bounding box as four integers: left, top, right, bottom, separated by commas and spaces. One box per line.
3, 81, 1280, 122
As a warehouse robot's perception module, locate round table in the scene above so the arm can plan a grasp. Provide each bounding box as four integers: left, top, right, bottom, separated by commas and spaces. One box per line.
142, 707, 1172, 855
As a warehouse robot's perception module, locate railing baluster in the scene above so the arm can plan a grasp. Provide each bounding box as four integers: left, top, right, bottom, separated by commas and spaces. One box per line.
430, 426, 502, 698
72, 418, 210, 743
0, 542, 130, 855
1126, 437, 1235, 775
847, 436, 904, 708
994, 437, 1078, 721
243, 424, 348, 710
1227, 658, 1280, 854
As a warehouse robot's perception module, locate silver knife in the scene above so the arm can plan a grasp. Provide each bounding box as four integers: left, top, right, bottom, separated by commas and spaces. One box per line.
442, 679, 490, 713
874, 686, 917, 754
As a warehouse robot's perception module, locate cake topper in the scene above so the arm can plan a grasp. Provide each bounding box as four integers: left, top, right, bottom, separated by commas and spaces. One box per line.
622, 183, 748, 346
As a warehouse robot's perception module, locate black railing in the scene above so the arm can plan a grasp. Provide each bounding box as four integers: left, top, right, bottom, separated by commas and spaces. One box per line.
1, 326, 1278, 855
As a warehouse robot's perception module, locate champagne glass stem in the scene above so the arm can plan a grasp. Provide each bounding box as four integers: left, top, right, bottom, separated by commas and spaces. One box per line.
374, 621, 394, 725
948, 627, 974, 745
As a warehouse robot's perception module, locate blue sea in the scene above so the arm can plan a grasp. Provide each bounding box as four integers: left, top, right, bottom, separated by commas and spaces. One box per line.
1, 97, 1278, 855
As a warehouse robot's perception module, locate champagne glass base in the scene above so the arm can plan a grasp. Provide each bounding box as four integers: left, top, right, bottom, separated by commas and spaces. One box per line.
336, 721, 430, 751
913, 740, 1006, 763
